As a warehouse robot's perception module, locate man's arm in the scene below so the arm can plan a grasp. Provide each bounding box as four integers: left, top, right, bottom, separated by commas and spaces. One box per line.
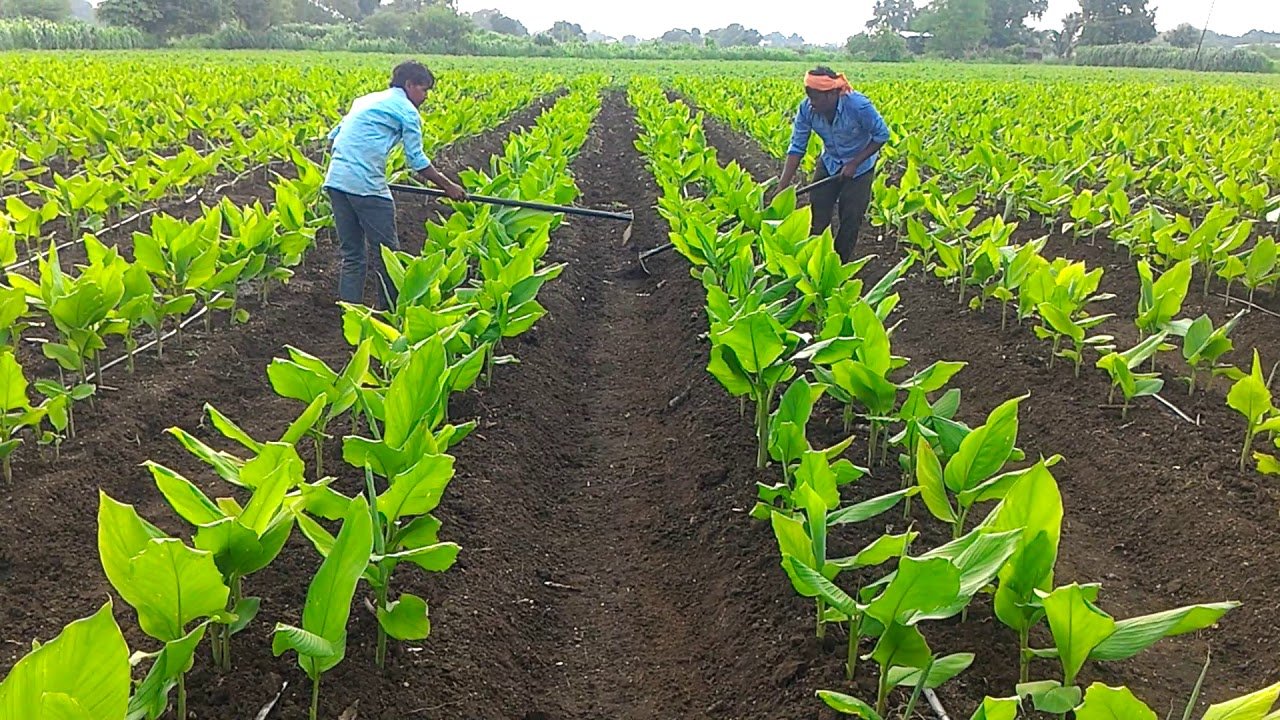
778, 104, 812, 188
416, 166, 467, 201
839, 140, 885, 179
840, 98, 891, 178
401, 107, 466, 200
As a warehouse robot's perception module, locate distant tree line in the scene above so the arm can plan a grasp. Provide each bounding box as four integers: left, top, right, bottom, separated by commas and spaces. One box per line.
847, 0, 1273, 72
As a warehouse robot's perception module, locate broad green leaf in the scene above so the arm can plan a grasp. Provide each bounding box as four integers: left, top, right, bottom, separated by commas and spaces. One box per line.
96, 492, 165, 602
784, 556, 859, 615
1091, 602, 1237, 661
969, 697, 1020, 720
988, 461, 1063, 633
379, 542, 460, 572
147, 462, 223, 526
126, 623, 208, 720
916, 437, 956, 523
943, 395, 1023, 493
870, 622, 932, 672
865, 557, 961, 626
377, 454, 455, 523
1202, 682, 1280, 720
886, 652, 974, 688
816, 690, 883, 718
377, 593, 431, 641
126, 539, 229, 642
1018, 680, 1084, 714
827, 488, 914, 526
1075, 683, 1157, 720
272, 495, 374, 678
0, 603, 129, 720
1041, 583, 1116, 684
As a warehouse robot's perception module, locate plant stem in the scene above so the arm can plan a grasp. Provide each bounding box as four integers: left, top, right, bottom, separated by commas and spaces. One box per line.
376, 582, 389, 670
755, 384, 775, 469
1019, 626, 1031, 683
902, 657, 935, 720
313, 432, 324, 480
1241, 425, 1255, 471
815, 597, 825, 639
846, 614, 862, 681
875, 669, 891, 717
178, 673, 187, 720
310, 674, 320, 720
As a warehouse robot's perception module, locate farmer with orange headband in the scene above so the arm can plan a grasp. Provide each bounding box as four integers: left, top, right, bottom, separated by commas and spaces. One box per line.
778, 66, 890, 261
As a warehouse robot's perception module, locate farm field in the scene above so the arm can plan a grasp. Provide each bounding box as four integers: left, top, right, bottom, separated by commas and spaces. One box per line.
1, 51, 1279, 720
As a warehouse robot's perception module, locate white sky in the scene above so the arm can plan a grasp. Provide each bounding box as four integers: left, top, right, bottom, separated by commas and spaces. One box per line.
456, 0, 1279, 46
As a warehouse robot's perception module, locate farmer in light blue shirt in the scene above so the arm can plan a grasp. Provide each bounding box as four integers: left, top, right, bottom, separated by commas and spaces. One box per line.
778, 66, 890, 261
324, 60, 466, 310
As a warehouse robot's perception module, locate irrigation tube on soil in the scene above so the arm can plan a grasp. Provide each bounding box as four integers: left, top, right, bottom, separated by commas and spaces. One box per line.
389, 182, 635, 222
85, 291, 225, 384
5, 161, 285, 274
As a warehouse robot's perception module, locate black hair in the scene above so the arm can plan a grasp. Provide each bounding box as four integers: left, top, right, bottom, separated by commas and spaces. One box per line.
390, 60, 435, 90
809, 66, 839, 78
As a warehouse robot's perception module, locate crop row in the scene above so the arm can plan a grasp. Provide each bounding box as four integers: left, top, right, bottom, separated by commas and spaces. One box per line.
682, 77, 1280, 479
0, 76, 606, 719
676, 75, 1280, 225
1, 70, 559, 269
0, 72, 572, 484
632, 77, 1280, 719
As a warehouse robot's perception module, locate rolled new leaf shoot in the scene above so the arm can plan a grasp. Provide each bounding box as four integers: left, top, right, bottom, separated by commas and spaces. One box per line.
914, 395, 1027, 538
1175, 311, 1244, 395
1226, 350, 1277, 471
1095, 332, 1168, 418
273, 495, 374, 720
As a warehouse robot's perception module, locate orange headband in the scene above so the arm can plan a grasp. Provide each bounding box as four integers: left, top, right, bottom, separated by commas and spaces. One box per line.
804, 72, 852, 94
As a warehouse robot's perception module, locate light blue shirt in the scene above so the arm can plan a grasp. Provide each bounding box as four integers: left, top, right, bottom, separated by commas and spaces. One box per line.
788, 91, 890, 179
324, 87, 431, 199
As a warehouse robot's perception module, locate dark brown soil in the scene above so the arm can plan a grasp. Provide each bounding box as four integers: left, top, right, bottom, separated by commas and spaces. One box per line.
692, 101, 1280, 715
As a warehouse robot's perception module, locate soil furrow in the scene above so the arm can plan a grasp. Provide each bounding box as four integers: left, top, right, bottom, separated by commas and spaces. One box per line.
396, 90, 844, 720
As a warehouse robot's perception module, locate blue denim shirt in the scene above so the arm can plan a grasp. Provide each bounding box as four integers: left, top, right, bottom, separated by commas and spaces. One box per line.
324, 87, 431, 199
788, 91, 890, 179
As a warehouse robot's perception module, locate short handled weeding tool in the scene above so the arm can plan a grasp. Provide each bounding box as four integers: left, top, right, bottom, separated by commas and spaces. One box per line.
389, 182, 634, 222
635, 173, 840, 265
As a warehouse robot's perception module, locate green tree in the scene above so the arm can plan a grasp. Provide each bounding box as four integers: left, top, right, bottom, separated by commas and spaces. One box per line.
986, 0, 1047, 47
546, 19, 584, 42
230, 0, 290, 28
363, 4, 472, 49
660, 27, 698, 44
1053, 10, 1084, 56
866, 0, 916, 32
1078, 0, 1157, 46
707, 23, 762, 47
99, 0, 227, 36
920, 0, 989, 57
1164, 22, 1200, 48
0, 0, 71, 21
471, 8, 526, 35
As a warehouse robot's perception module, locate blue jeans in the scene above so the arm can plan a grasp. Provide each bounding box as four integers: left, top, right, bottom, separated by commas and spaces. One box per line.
328, 187, 399, 310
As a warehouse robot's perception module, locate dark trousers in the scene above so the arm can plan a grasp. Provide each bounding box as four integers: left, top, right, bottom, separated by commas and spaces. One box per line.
809, 163, 875, 262
328, 187, 399, 310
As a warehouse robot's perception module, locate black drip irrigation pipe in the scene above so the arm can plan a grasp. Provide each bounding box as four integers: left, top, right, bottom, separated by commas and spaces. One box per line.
389, 182, 634, 223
